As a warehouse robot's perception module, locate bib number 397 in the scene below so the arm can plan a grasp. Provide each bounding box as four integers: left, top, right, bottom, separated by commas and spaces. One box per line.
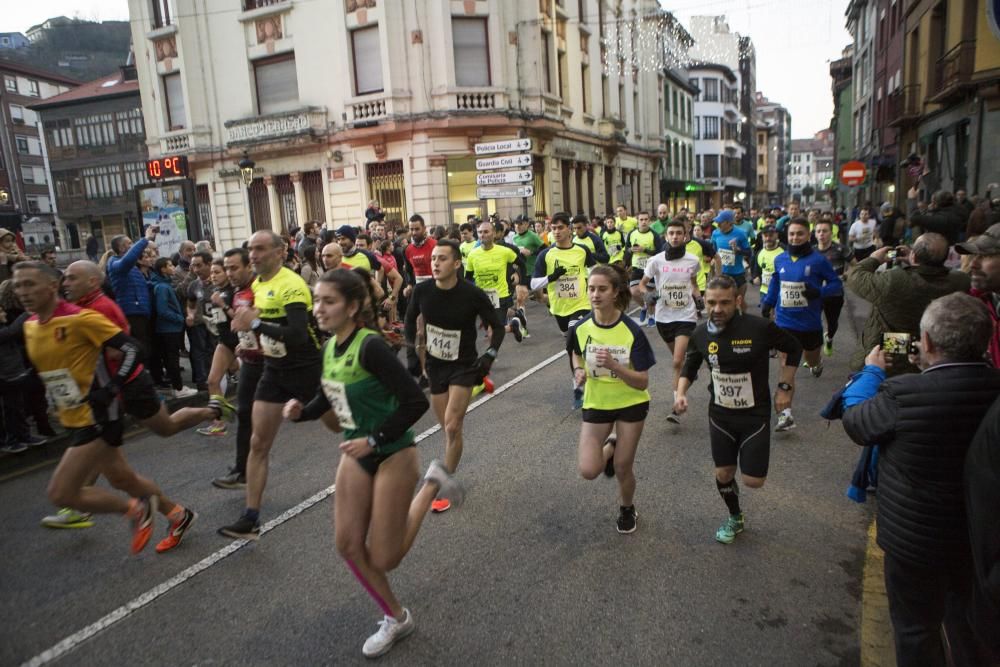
711, 370, 754, 409
321, 379, 357, 429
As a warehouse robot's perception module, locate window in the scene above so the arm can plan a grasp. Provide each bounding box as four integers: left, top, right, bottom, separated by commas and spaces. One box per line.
22, 166, 35, 183
163, 72, 187, 130
27, 80, 39, 97
16, 136, 29, 154
703, 78, 719, 102
151, 0, 173, 28
601, 73, 609, 115
704, 116, 719, 139
703, 155, 719, 178
694, 116, 700, 140
351, 26, 384, 95
254, 55, 299, 115
74, 113, 116, 146
542, 31, 552, 93
581, 64, 590, 113
27, 196, 42, 213
10, 104, 24, 123
452, 18, 490, 87
558, 51, 569, 102
48, 119, 74, 147
4, 76, 16, 93
116, 108, 144, 137
689, 79, 698, 100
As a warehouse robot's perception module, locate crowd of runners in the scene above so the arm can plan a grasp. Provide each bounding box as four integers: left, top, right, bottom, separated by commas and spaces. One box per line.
3, 196, 997, 660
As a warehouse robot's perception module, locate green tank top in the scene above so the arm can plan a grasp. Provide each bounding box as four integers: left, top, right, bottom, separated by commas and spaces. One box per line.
321, 328, 413, 454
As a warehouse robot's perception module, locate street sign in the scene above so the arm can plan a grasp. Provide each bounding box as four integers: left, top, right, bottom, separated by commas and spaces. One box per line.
476, 184, 534, 199
839, 160, 867, 187
475, 170, 533, 186
474, 139, 532, 156
475, 154, 533, 170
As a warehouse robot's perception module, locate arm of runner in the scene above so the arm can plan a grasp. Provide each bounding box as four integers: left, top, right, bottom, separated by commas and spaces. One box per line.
478, 288, 505, 351
819, 259, 844, 298
652, 233, 666, 254
768, 320, 803, 367
530, 247, 553, 290
254, 303, 313, 349
359, 336, 429, 448
403, 286, 419, 345
761, 267, 779, 310
597, 325, 655, 391
101, 332, 142, 386
591, 233, 610, 264
386, 267, 404, 299
292, 386, 337, 426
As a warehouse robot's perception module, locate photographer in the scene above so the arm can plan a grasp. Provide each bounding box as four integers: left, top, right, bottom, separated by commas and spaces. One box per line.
846, 232, 969, 375
908, 187, 968, 245
842, 292, 1000, 667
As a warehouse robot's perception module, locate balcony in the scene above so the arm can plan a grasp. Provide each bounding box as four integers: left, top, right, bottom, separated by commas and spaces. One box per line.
244, 0, 288, 8
224, 107, 327, 147
346, 93, 414, 125
159, 128, 212, 154
888, 84, 922, 127
429, 88, 509, 113
930, 40, 976, 103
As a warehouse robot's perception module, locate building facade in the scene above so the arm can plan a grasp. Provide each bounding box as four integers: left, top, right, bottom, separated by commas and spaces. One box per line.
660, 67, 697, 213
847, 0, 877, 180
894, 0, 1000, 200
868, 0, 906, 206
688, 63, 745, 209
30, 65, 147, 254
0, 60, 77, 239
754, 91, 792, 206
830, 47, 854, 208
127, 0, 671, 249
0, 34, 30, 50
789, 130, 835, 208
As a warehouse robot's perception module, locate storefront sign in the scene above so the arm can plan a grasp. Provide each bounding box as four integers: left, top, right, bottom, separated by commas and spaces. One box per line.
475, 154, 533, 170
475, 170, 533, 186
226, 111, 310, 146
476, 184, 534, 199
474, 139, 532, 156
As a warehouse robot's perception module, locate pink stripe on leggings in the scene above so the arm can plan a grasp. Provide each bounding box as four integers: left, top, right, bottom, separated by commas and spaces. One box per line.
344, 557, 394, 618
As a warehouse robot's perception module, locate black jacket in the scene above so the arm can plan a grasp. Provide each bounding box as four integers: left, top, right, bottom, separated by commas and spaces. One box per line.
965, 395, 1000, 643
908, 200, 968, 245
843, 362, 1000, 566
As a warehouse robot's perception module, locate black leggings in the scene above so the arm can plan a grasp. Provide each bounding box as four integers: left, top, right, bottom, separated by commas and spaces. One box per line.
823, 295, 845, 340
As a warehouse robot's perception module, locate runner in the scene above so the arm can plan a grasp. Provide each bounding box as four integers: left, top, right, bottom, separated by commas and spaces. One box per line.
531, 211, 597, 335
194, 258, 234, 437
405, 239, 504, 513
639, 220, 701, 424
219, 231, 322, 539
512, 215, 543, 331
614, 205, 638, 238
685, 218, 716, 316
14, 261, 196, 553
710, 209, 752, 302
674, 275, 801, 544
624, 211, 665, 322
283, 268, 460, 658
848, 206, 877, 261
568, 264, 655, 534
601, 214, 626, 265
211, 248, 266, 489
813, 219, 854, 356
465, 220, 525, 343
761, 218, 843, 431
458, 223, 477, 260
337, 225, 381, 273
572, 214, 610, 263
751, 225, 784, 312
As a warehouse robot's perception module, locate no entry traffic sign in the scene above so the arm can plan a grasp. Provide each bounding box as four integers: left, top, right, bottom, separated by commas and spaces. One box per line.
840, 161, 867, 187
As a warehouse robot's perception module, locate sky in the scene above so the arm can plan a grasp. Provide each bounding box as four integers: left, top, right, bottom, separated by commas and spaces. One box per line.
7, 0, 852, 138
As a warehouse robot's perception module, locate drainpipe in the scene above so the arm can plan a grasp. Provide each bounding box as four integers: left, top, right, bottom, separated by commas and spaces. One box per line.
973, 96, 984, 194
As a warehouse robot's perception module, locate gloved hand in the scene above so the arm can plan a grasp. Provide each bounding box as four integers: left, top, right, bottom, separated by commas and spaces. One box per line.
761, 303, 773, 319
694, 296, 705, 311
474, 348, 497, 378
803, 286, 821, 300
88, 380, 121, 411
547, 266, 567, 282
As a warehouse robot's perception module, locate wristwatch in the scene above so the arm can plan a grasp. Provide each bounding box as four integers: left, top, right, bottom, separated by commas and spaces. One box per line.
250, 318, 262, 332
366, 434, 380, 453
777, 382, 793, 392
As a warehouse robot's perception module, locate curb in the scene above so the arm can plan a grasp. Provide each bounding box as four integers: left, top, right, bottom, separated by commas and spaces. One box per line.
861, 519, 897, 666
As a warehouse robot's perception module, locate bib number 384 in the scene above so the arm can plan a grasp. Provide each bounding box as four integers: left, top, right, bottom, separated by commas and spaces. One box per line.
556, 276, 579, 300
711, 370, 754, 409
321, 379, 357, 429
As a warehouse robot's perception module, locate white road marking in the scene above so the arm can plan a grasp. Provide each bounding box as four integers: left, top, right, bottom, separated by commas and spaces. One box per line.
22, 348, 569, 667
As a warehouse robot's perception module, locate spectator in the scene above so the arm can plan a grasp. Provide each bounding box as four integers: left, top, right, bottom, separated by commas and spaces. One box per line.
0, 228, 28, 283
297, 221, 320, 260
299, 244, 320, 288
876, 202, 904, 249
964, 394, 1000, 663
107, 226, 157, 358
365, 199, 382, 225
85, 233, 99, 262
194, 239, 215, 256
955, 189, 975, 220
150, 257, 197, 399
908, 188, 968, 245
955, 222, 1000, 367
0, 285, 50, 453
185, 251, 215, 391
171, 240, 196, 281
842, 292, 1000, 666
846, 232, 970, 374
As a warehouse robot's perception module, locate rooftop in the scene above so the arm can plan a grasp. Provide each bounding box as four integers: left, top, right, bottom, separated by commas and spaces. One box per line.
29, 68, 138, 110
0, 57, 81, 85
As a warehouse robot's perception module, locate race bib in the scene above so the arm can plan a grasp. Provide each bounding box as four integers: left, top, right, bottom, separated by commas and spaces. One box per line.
633, 255, 649, 270
556, 276, 580, 300
484, 289, 500, 309
718, 249, 736, 266
585, 344, 630, 378
260, 334, 287, 358
321, 379, 357, 429
426, 324, 460, 361
237, 330, 259, 351
761, 269, 773, 288
780, 281, 808, 308
209, 306, 227, 324
711, 370, 754, 409
606, 243, 621, 256
660, 282, 690, 310
39, 369, 85, 409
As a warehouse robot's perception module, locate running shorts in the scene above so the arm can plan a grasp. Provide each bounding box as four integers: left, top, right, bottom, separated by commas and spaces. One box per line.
656, 321, 696, 344
122, 370, 162, 421
67, 420, 124, 448
425, 360, 481, 395
785, 328, 824, 352
555, 309, 591, 333
254, 364, 322, 404
629, 268, 644, 287
583, 401, 649, 424
355, 442, 415, 476
708, 412, 770, 478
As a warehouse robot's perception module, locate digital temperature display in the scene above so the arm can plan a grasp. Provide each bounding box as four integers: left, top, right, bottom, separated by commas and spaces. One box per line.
146, 156, 189, 180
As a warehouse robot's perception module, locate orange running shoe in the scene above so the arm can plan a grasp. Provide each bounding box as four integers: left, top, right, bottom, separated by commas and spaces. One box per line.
128, 496, 158, 554
431, 498, 451, 513
155, 508, 197, 553
482, 376, 495, 394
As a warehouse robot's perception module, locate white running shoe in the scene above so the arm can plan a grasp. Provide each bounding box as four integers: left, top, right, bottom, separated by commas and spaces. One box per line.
423, 459, 465, 508
174, 386, 199, 399
775, 414, 796, 432
362, 608, 415, 658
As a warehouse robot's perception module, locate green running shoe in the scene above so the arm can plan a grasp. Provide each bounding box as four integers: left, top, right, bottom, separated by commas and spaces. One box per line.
823, 336, 834, 357
41, 508, 95, 529
715, 513, 744, 544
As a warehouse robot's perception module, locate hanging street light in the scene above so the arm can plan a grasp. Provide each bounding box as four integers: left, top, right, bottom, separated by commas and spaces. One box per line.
239, 152, 256, 188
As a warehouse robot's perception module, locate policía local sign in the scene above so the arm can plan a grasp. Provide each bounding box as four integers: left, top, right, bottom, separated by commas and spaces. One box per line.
474, 138, 532, 155
475, 154, 533, 170
476, 184, 534, 199
475, 169, 533, 186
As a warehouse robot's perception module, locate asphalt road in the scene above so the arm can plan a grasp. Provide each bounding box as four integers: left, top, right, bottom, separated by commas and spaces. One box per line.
1, 290, 873, 666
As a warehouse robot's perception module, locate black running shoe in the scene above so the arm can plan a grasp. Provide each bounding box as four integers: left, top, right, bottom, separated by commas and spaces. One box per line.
212, 469, 247, 490
603, 435, 617, 478
515, 307, 527, 330
218, 513, 260, 540
510, 317, 523, 343
617, 505, 637, 534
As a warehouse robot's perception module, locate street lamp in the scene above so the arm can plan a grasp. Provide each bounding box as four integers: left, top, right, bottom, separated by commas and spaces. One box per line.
239, 152, 256, 187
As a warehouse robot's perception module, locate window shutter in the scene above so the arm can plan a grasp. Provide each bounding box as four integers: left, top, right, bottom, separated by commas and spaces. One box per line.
164, 73, 186, 129
256, 57, 299, 114
352, 26, 383, 95
452, 18, 490, 87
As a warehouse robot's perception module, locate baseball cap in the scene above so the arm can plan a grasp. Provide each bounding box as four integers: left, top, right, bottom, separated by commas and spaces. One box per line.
514, 215, 530, 224
335, 225, 358, 242
956, 223, 1000, 255
761, 224, 778, 234
714, 210, 735, 224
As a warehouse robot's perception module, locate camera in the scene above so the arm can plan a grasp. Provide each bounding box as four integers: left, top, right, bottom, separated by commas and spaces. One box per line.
882, 332, 919, 359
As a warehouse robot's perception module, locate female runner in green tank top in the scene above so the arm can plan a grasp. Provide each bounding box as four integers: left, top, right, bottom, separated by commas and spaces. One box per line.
281, 268, 463, 658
